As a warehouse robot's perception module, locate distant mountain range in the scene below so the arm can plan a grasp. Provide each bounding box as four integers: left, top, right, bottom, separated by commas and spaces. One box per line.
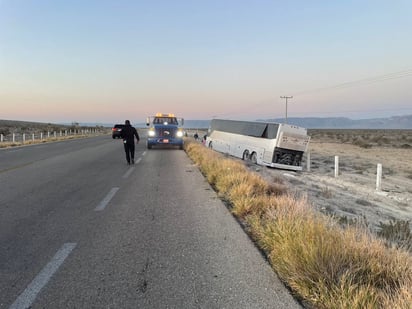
183, 115, 412, 129
261, 115, 412, 129
8, 114, 407, 130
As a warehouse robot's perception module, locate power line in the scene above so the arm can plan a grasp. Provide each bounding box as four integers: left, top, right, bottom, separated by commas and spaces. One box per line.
290, 106, 412, 117
204, 68, 412, 120
293, 69, 412, 97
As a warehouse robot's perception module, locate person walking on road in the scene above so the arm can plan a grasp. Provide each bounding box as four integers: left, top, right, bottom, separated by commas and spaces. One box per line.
120, 120, 140, 165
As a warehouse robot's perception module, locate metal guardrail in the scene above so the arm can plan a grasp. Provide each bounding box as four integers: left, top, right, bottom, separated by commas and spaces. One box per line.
0, 129, 104, 144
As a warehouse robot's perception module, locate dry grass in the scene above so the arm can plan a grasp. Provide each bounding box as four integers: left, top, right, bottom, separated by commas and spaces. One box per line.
249, 207, 412, 308
185, 141, 412, 309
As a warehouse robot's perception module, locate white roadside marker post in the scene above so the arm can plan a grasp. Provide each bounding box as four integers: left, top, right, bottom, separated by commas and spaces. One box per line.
376, 163, 382, 191
307, 151, 311, 172
334, 156, 339, 178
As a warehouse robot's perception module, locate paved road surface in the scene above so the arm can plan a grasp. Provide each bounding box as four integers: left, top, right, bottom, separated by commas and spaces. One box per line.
0, 136, 301, 308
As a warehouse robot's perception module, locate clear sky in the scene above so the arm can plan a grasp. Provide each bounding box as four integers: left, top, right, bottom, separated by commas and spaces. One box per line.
1, 0, 412, 124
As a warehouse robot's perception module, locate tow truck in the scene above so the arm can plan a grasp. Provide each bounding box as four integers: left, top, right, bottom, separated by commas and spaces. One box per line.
146, 113, 185, 149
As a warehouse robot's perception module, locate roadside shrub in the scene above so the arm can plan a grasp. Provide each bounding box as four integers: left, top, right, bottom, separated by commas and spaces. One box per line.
320, 186, 333, 198
337, 215, 364, 227
378, 220, 412, 252
0, 128, 10, 136
355, 199, 372, 206
267, 182, 288, 196
353, 138, 372, 148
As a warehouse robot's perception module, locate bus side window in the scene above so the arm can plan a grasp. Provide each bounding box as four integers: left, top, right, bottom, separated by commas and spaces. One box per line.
261, 126, 268, 138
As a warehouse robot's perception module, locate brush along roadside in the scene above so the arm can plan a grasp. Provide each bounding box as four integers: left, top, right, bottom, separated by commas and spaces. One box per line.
184, 141, 412, 309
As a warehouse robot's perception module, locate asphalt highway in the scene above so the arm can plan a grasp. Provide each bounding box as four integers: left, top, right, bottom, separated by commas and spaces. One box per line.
0, 136, 301, 308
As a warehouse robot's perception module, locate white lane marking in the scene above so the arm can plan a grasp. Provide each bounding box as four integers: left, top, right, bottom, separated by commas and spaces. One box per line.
122, 157, 141, 178
123, 167, 135, 179
142, 151, 147, 156
9, 243, 77, 309
94, 187, 119, 211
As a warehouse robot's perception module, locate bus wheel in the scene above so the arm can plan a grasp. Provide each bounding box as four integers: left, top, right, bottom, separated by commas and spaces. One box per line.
250, 152, 257, 164
242, 150, 249, 160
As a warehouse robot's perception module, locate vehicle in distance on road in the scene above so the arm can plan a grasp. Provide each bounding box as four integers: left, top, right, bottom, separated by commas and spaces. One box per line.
112, 124, 125, 139
146, 113, 184, 149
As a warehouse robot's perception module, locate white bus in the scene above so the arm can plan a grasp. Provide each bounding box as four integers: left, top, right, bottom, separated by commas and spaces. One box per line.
206, 119, 310, 171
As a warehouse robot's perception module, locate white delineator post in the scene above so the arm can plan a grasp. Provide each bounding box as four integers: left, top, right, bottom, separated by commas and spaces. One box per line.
334, 156, 339, 178
306, 151, 311, 172
0, 134, 3, 142
376, 163, 382, 191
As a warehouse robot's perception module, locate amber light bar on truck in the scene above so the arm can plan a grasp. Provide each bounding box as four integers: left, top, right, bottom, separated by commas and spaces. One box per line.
155, 113, 175, 117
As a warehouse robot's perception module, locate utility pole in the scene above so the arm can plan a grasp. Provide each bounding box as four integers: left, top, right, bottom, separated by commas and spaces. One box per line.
280, 96, 293, 124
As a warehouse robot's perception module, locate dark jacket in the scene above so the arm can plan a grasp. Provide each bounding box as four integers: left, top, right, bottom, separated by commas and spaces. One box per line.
121, 124, 140, 144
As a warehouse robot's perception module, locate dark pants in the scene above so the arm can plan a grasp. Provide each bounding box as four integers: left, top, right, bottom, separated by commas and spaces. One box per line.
123, 142, 135, 163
